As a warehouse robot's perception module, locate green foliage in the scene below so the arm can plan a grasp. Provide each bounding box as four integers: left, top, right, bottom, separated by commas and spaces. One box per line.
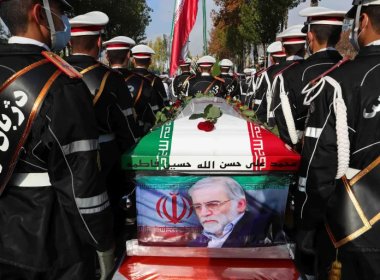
148, 35, 169, 73
239, 0, 301, 45
189, 104, 223, 124
71, 0, 152, 42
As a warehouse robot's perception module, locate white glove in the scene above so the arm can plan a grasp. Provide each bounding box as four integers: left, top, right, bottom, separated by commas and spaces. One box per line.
97, 248, 115, 280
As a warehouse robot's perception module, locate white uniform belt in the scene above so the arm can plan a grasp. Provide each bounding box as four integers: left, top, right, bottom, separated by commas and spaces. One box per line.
99, 133, 115, 144
346, 167, 361, 180
9, 172, 51, 187
254, 100, 262, 105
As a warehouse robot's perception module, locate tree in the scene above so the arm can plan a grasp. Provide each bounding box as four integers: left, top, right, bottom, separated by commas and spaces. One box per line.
238, 0, 301, 46
71, 0, 152, 42
208, 0, 247, 70
148, 35, 169, 73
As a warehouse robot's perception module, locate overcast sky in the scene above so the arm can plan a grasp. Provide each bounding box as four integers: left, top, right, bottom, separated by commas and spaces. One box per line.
146, 0, 352, 56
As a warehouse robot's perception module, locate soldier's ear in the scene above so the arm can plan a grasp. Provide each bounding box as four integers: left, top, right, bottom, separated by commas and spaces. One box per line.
32, 3, 47, 27
307, 31, 314, 43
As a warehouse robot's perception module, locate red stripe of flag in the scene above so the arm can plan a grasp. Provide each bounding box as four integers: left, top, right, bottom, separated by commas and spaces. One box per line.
169, 0, 198, 77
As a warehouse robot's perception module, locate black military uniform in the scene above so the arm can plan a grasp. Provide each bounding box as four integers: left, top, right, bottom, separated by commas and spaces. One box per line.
251, 62, 287, 123
272, 50, 342, 147
218, 72, 240, 99
268, 57, 304, 129
66, 55, 137, 163
185, 74, 227, 97
0, 42, 113, 278
118, 68, 161, 136
172, 70, 192, 99
133, 67, 169, 107
298, 43, 380, 280
241, 70, 255, 104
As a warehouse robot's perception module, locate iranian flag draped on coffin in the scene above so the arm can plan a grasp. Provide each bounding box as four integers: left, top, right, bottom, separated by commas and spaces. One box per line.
122, 97, 300, 248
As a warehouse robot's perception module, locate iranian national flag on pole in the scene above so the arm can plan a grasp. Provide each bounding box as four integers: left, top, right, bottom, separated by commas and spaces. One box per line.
169, 0, 198, 76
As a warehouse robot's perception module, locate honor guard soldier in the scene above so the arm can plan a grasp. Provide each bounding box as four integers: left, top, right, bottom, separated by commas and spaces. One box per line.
131, 44, 169, 107
171, 57, 192, 99
250, 41, 286, 123
185, 55, 227, 97
275, 8, 345, 149
103, 37, 160, 136
241, 67, 256, 104
217, 59, 241, 99
67, 11, 138, 252
0, 1, 114, 279
296, 1, 380, 279
267, 25, 306, 134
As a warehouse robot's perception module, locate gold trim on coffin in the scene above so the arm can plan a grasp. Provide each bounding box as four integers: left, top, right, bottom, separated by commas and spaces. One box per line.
326, 156, 380, 248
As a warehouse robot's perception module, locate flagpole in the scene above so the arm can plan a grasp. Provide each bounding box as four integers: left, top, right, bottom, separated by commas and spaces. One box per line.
202, 0, 207, 55
169, 0, 178, 72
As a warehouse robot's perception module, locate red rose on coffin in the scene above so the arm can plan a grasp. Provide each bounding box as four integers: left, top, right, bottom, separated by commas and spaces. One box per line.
197, 121, 215, 132
173, 100, 181, 108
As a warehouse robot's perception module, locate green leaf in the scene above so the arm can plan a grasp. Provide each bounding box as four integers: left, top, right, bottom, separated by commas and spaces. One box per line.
161, 114, 167, 122
189, 113, 204, 120
204, 104, 213, 115
242, 110, 255, 117
207, 106, 222, 119
240, 105, 249, 111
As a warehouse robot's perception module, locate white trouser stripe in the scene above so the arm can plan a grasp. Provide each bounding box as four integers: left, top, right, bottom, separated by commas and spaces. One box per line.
62, 139, 99, 155
305, 127, 322, 139
122, 108, 133, 117
79, 201, 110, 214
9, 172, 51, 187
99, 133, 115, 144
76, 191, 109, 208
254, 100, 262, 105
269, 111, 274, 118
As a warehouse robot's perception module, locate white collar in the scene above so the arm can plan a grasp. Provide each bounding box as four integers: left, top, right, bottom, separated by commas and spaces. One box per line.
316, 47, 337, 53
201, 73, 210, 76
286, 55, 304, 61
8, 36, 50, 51
72, 53, 93, 57
366, 39, 380, 46
111, 65, 126, 69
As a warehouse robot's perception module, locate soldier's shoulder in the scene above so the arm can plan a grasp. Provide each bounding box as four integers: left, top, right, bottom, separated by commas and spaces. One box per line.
214, 76, 225, 83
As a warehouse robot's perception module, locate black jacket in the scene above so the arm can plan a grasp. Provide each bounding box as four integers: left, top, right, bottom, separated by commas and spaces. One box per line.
298, 45, 380, 251
272, 50, 342, 147
218, 73, 240, 98
0, 44, 113, 271
133, 67, 169, 107
118, 68, 161, 136
172, 71, 192, 98
185, 74, 227, 97
252, 62, 288, 123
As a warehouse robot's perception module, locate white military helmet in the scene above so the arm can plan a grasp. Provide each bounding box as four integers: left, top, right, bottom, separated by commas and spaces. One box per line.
70, 11, 109, 36
131, 44, 155, 59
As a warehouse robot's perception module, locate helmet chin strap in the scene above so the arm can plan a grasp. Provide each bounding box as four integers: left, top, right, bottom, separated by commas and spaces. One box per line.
42, 0, 57, 46
351, 4, 363, 51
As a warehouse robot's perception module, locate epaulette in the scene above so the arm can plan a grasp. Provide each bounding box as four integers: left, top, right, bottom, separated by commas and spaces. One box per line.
309, 56, 351, 86
42, 51, 82, 79
214, 76, 225, 83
